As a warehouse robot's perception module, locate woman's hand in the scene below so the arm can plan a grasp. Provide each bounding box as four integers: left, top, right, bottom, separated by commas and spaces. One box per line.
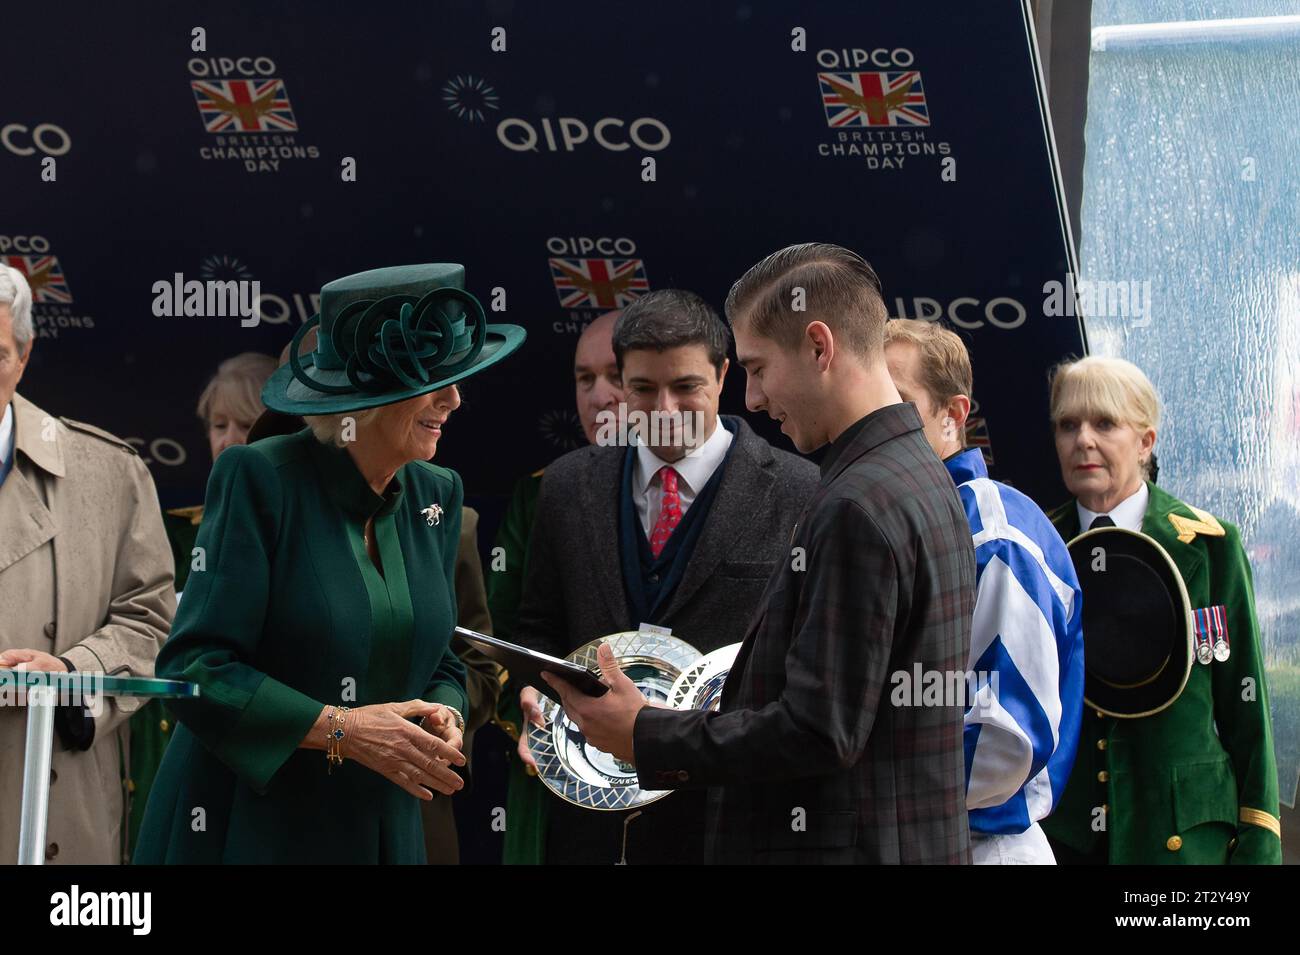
323, 700, 467, 800
419, 703, 464, 755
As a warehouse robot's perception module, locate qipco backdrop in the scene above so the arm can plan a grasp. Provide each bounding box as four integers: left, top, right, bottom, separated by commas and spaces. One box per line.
3, 0, 1085, 526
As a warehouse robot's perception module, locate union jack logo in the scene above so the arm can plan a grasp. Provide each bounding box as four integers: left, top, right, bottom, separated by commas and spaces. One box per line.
5, 255, 72, 304
549, 257, 649, 310
191, 78, 298, 133
818, 71, 929, 127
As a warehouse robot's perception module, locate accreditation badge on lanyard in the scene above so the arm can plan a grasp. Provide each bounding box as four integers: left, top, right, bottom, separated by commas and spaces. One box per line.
1193, 605, 1230, 664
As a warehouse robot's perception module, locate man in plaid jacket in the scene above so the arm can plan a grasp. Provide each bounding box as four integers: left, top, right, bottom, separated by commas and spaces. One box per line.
547, 243, 976, 864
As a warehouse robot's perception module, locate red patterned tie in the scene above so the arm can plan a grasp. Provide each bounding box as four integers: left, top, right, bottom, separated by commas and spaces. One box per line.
649, 466, 682, 558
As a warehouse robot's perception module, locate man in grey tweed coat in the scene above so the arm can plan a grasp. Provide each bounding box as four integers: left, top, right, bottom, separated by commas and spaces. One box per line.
550, 245, 976, 864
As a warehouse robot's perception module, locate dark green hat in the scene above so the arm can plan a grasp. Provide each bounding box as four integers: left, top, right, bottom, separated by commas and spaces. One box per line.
1067, 526, 1194, 718
262, 263, 525, 415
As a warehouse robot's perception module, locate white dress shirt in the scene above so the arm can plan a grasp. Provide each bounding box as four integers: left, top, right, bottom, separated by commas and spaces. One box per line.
1077, 482, 1148, 533
633, 420, 733, 538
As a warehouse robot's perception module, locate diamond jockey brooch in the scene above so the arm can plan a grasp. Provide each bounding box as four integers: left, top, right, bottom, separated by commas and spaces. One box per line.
421, 503, 443, 527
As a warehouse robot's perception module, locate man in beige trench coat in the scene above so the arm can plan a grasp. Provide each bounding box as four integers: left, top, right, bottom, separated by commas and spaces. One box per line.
0, 264, 174, 864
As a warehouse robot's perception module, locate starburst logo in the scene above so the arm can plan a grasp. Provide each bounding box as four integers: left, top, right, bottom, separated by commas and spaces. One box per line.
538, 409, 584, 451
442, 75, 500, 124
199, 254, 253, 282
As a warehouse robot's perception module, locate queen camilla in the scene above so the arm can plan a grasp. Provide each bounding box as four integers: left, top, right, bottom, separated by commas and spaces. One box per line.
134, 264, 525, 863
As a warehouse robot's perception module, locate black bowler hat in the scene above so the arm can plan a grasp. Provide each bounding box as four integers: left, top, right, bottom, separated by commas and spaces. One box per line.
1067, 527, 1194, 718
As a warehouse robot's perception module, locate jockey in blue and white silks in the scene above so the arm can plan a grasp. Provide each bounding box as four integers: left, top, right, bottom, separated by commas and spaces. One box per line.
944, 447, 1085, 861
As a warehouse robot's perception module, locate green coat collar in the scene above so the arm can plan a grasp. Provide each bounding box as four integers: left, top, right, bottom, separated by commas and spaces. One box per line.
305, 437, 404, 519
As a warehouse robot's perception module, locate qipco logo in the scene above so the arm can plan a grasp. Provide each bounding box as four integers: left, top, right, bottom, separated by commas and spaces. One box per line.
892, 296, 1028, 331
816, 47, 916, 69
497, 116, 671, 153
1, 123, 72, 157
0, 235, 51, 254
546, 236, 638, 256
186, 56, 278, 77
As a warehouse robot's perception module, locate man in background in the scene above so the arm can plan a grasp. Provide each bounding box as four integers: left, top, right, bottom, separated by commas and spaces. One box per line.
488, 310, 624, 865
0, 263, 174, 864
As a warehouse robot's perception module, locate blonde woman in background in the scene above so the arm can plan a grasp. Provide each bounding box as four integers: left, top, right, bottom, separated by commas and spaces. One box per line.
1041, 356, 1281, 865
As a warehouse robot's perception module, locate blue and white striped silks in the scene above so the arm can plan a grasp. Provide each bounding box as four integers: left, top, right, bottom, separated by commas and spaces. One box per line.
945, 448, 1085, 835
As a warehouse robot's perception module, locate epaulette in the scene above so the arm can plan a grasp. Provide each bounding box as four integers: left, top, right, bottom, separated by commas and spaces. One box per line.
166, 505, 205, 526
59, 417, 137, 454
1168, 504, 1226, 544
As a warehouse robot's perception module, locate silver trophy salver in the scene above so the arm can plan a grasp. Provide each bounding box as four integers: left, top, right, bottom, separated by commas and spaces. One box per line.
528, 630, 701, 811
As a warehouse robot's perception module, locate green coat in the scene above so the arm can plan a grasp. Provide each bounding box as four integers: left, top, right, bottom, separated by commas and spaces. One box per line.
484, 469, 548, 865
127, 505, 202, 854
1041, 482, 1282, 864
134, 430, 469, 864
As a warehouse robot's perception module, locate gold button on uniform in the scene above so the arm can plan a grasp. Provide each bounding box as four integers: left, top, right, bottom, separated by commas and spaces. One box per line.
127, 779, 136, 794
1096, 738, 1107, 751
1097, 770, 1109, 783
1167, 835, 1183, 851
160, 719, 170, 733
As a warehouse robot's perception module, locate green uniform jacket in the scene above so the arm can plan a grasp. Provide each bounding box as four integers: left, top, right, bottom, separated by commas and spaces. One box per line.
484, 469, 547, 865
134, 430, 468, 864
1041, 481, 1282, 864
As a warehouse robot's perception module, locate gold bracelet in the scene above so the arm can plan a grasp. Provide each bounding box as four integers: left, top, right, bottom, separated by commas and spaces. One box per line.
444, 705, 466, 734
326, 705, 351, 774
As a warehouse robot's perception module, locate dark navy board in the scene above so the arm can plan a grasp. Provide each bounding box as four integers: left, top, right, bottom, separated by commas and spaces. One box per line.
3, 0, 1084, 862
5, 0, 1082, 509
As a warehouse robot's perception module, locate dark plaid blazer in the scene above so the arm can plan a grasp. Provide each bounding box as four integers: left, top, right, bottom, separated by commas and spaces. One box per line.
634, 403, 976, 864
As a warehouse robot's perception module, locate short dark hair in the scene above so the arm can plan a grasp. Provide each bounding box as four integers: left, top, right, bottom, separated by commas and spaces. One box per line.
611, 289, 730, 375
724, 242, 887, 357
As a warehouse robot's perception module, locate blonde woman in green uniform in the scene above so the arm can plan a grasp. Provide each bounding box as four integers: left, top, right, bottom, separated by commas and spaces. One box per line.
134, 264, 525, 863
1041, 356, 1281, 864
